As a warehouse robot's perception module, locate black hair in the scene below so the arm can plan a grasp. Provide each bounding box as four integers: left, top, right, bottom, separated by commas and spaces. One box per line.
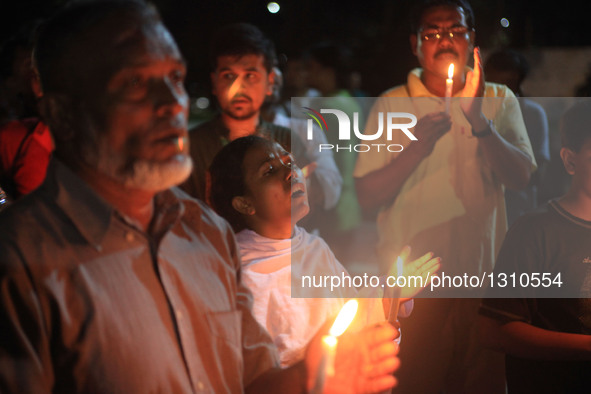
484, 49, 529, 83
209, 23, 277, 73
34, 0, 159, 96
561, 99, 591, 152
33, 0, 163, 167
0, 19, 41, 82
209, 135, 272, 232
410, 0, 475, 33
304, 41, 353, 90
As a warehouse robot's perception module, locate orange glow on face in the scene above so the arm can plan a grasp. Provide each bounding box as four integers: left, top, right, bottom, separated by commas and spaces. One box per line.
448, 63, 455, 79
329, 299, 358, 337
227, 76, 241, 101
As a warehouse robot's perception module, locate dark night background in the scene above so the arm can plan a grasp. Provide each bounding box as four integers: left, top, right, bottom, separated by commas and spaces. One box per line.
2, 0, 591, 98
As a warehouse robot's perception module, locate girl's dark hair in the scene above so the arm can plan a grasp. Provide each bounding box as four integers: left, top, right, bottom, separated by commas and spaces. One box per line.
209, 135, 271, 232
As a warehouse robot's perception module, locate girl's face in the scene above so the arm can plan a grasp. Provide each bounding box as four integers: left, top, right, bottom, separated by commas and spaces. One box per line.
240, 141, 310, 232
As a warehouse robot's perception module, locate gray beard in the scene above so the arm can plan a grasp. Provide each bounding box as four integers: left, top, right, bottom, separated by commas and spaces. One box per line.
94, 140, 193, 192
120, 155, 193, 191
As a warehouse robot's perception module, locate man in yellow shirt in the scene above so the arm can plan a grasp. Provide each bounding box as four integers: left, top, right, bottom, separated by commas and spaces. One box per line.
354, 0, 536, 392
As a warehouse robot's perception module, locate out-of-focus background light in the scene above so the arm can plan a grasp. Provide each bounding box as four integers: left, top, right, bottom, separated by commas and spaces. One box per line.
195, 97, 210, 110
267, 2, 280, 14
500, 18, 510, 28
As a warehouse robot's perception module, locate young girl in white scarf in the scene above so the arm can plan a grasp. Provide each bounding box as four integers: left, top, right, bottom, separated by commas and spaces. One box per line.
209, 135, 440, 367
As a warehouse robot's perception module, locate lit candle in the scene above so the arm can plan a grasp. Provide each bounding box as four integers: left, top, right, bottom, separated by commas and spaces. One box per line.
301, 165, 309, 178
314, 299, 359, 393
387, 256, 403, 323
321, 335, 337, 377
445, 63, 454, 114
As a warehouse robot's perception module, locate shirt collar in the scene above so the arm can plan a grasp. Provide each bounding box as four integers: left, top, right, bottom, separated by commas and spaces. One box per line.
49, 158, 114, 248
407, 67, 473, 97
149, 188, 185, 244
48, 158, 187, 248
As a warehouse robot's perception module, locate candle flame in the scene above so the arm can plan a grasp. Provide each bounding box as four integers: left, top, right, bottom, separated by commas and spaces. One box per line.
323, 335, 338, 347
301, 165, 309, 178
396, 256, 403, 277
448, 63, 455, 79
329, 299, 358, 337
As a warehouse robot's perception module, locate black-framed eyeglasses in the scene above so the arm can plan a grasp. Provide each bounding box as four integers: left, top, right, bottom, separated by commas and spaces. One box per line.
419, 26, 473, 41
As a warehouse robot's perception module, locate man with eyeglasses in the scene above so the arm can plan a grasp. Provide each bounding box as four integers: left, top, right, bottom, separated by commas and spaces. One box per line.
354, 0, 536, 393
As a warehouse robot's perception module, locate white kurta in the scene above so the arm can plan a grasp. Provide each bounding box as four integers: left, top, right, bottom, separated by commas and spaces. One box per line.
237, 226, 411, 367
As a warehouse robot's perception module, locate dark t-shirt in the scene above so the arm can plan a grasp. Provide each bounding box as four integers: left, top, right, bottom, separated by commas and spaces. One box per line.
180, 116, 309, 202
481, 200, 591, 393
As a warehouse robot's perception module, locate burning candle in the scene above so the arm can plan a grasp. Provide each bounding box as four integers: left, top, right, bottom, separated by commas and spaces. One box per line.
445, 63, 454, 114
314, 299, 359, 392
301, 165, 309, 178
321, 335, 337, 377
387, 256, 403, 324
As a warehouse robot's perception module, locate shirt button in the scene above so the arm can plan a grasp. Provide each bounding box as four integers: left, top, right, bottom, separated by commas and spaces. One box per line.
125, 232, 134, 242
197, 381, 205, 391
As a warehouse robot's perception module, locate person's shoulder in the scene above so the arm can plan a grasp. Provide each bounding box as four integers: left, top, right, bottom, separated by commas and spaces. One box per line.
0, 184, 52, 229
0, 119, 29, 133
189, 117, 221, 139
298, 226, 328, 247
260, 120, 291, 134
520, 97, 546, 116
172, 186, 233, 233
295, 226, 336, 258
171, 187, 242, 268
187, 117, 226, 162
259, 120, 294, 145
0, 119, 31, 145
0, 187, 59, 271
483, 82, 516, 99
507, 202, 562, 235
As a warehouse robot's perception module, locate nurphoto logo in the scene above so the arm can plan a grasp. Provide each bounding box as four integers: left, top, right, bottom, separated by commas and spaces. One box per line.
303, 107, 418, 153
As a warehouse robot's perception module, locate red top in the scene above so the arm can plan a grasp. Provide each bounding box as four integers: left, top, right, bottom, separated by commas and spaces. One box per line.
0, 118, 53, 198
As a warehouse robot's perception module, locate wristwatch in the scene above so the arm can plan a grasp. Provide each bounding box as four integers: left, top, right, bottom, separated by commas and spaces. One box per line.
471, 119, 493, 138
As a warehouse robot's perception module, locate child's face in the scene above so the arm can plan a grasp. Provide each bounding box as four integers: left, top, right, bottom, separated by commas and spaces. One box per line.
562, 138, 591, 197
241, 141, 310, 228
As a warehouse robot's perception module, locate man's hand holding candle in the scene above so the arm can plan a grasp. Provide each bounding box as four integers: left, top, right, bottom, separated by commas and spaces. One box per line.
305, 319, 400, 393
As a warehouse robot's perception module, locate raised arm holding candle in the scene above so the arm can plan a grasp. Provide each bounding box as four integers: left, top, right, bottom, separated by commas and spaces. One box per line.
386, 257, 404, 324
353, 1, 536, 392
384, 246, 441, 325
